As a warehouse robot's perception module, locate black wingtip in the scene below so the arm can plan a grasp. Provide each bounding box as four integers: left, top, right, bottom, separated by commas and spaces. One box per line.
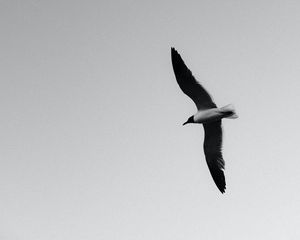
216, 176, 226, 194
207, 164, 226, 194
171, 47, 183, 68
216, 183, 226, 194
217, 181, 226, 194
171, 47, 178, 55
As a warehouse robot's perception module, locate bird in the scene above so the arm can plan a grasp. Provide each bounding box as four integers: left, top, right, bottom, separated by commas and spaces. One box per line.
171, 47, 238, 193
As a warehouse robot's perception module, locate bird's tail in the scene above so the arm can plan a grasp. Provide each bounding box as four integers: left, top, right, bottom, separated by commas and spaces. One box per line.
220, 104, 238, 119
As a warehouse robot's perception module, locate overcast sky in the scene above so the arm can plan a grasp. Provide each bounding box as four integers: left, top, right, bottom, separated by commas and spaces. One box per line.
1, 0, 300, 239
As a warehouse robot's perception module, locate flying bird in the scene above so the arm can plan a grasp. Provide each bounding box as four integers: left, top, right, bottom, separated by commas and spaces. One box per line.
171, 47, 238, 193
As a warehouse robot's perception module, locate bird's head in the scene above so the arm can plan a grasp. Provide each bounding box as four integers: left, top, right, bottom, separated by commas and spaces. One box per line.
183, 116, 195, 126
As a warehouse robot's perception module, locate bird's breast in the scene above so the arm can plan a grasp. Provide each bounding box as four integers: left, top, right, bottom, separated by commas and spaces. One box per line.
194, 108, 224, 123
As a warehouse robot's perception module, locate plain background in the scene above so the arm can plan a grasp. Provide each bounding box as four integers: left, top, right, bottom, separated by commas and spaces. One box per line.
1, 0, 300, 239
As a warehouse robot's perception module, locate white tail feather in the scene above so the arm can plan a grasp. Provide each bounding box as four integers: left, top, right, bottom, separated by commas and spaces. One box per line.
220, 104, 238, 119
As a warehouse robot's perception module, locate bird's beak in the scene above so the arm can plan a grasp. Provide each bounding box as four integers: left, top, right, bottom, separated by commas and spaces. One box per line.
183, 121, 188, 126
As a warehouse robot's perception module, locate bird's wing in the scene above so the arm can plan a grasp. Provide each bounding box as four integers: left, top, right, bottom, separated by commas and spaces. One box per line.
171, 47, 216, 110
203, 121, 226, 193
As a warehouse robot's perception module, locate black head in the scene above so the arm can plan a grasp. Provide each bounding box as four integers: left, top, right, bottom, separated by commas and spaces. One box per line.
183, 116, 194, 126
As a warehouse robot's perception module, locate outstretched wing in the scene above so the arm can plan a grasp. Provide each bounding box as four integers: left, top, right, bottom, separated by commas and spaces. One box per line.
203, 121, 226, 193
171, 48, 217, 110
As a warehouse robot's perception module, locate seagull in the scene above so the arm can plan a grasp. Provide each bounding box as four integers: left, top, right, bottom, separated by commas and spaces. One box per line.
171, 47, 238, 193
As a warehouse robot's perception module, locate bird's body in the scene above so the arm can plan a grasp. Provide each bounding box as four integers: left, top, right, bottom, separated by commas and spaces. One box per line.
171, 47, 238, 193
193, 105, 237, 124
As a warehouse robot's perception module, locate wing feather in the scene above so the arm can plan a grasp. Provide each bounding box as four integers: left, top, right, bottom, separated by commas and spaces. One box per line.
171, 48, 216, 110
203, 121, 226, 193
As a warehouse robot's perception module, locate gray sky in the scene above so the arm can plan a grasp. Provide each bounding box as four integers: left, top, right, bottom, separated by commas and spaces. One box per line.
1, 0, 300, 239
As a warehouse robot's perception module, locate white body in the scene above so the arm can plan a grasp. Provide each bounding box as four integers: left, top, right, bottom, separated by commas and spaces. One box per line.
194, 104, 238, 123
